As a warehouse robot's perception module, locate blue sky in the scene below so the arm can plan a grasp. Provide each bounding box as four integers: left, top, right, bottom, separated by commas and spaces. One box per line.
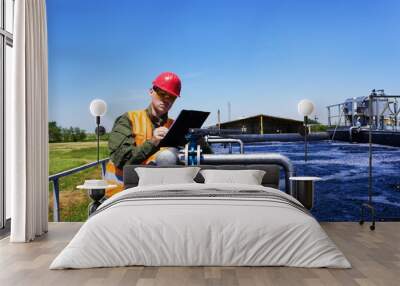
47, 0, 400, 132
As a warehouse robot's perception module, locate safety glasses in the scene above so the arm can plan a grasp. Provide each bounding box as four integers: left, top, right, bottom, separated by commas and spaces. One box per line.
153, 87, 176, 102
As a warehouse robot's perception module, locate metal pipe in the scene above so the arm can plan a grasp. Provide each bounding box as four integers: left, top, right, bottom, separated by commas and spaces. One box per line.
49, 158, 110, 181
327, 106, 331, 126
206, 137, 244, 154
96, 116, 100, 166
349, 126, 360, 143
370, 95, 400, 98
194, 153, 295, 195
369, 94, 373, 205
224, 132, 329, 143
360, 91, 376, 230
52, 178, 60, 222
49, 158, 110, 222
395, 102, 398, 131
304, 116, 308, 162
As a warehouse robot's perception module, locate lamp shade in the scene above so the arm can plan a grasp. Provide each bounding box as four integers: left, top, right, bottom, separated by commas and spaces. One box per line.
298, 99, 315, 116
89, 99, 107, 117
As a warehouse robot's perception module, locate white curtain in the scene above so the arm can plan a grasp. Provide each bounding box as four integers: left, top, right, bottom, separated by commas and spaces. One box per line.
8, 0, 49, 242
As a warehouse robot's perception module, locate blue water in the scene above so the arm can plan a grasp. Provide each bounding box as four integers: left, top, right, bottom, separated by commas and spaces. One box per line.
213, 140, 400, 221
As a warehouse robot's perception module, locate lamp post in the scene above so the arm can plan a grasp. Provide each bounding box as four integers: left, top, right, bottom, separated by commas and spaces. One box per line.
89, 99, 107, 165
360, 90, 377, 231
298, 99, 315, 162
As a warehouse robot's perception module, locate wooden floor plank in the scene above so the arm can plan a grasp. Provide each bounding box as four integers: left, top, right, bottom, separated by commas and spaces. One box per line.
0, 222, 399, 286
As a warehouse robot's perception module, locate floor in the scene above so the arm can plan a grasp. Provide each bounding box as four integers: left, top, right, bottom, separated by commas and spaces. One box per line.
0, 222, 399, 286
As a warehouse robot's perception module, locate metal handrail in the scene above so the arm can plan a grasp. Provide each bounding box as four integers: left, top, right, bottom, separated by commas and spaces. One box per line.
198, 153, 295, 195
205, 137, 244, 154
49, 158, 110, 222
331, 108, 344, 141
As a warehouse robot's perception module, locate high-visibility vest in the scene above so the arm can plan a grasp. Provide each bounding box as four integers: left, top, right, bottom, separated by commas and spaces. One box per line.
104, 110, 173, 197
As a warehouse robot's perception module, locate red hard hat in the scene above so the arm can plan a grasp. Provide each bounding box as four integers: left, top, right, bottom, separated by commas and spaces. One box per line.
152, 72, 182, 97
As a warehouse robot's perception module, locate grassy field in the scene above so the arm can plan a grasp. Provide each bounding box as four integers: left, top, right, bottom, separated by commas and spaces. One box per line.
49, 141, 109, 222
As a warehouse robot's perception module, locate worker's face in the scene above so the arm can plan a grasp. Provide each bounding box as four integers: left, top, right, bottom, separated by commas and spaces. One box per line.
150, 88, 176, 115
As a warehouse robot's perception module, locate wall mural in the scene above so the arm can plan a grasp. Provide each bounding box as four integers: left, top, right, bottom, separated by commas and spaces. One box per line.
47, 0, 400, 223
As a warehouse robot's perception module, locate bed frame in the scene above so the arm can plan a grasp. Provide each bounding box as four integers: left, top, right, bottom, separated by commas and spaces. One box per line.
123, 165, 281, 190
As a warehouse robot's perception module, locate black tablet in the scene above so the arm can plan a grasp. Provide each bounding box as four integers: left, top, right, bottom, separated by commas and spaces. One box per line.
158, 110, 210, 147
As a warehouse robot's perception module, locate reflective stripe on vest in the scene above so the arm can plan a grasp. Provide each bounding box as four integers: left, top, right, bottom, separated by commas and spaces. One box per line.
128, 110, 174, 164
104, 110, 173, 195
104, 156, 125, 197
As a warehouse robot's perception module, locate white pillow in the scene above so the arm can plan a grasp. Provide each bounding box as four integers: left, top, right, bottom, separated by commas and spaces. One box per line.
200, 169, 266, 185
135, 167, 200, 186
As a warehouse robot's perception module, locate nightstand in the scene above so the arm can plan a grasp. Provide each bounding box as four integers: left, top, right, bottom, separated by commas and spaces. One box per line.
77, 180, 116, 216
289, 176, 321, 210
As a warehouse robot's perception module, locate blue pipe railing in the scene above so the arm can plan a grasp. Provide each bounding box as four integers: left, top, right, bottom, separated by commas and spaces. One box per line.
48, 158, 110, 222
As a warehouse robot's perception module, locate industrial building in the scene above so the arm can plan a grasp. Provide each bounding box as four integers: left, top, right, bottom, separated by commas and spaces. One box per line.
216, 114, 304, 134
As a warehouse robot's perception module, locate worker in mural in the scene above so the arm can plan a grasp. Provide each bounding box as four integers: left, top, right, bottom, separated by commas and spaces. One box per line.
104, 72, 182, 196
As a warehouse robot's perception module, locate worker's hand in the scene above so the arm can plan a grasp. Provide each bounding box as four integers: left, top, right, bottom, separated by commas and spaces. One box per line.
150, 127, 169, 146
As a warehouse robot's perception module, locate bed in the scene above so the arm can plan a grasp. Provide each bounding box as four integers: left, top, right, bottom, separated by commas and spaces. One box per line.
50, 165, 351, 269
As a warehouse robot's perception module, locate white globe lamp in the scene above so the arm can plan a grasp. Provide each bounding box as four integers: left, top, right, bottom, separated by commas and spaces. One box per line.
298, 99, 314, 116
90, 99, 107, 117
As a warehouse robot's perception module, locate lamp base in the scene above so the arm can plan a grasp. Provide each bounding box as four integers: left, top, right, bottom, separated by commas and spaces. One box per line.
87, 188, 106, 216
359, 202, 376, 231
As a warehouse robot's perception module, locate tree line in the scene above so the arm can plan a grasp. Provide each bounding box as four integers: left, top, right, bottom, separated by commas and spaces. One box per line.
49, 122, 87, 142
49, 121, 109, 143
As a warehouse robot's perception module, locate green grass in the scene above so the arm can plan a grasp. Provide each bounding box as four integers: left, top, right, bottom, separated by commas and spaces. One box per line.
49, 141, 109, 222
49, 142, 109, 174
310, 124, 328, 132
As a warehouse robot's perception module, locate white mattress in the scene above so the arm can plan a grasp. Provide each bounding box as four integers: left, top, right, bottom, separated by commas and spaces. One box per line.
50, 183, 351, 269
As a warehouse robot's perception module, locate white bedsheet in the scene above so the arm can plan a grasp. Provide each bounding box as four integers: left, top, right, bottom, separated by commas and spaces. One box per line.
50, 183, 351, 269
